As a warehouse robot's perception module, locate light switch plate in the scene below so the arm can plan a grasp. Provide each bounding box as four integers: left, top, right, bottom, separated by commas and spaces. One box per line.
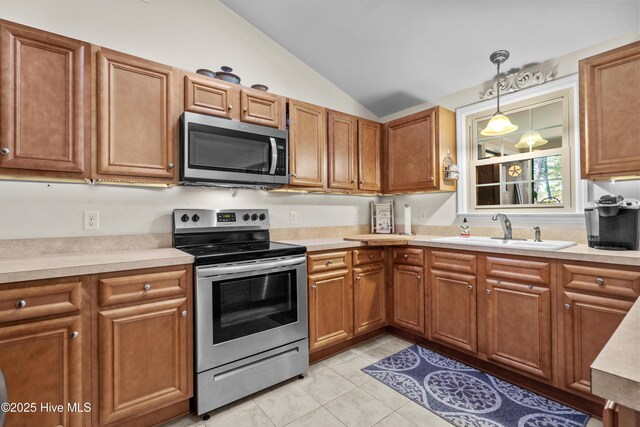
84, 211, 99, 230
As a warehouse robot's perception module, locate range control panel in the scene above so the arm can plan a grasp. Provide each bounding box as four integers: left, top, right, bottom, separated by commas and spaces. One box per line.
173, 209, 270, 232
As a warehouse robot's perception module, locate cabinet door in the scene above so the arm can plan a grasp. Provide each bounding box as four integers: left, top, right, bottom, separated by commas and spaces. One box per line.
580, 42, 640, 179
0, 21, 90, 177
486, 280, 552, 381
353, 264, 386, 335
97, 48, 177, 181
392, 265, 425, 335
99, 297, 190, 425
358, 119, 382, 191
430, 269, 477, 353
240, 88, 283, 128
560, 291, 632, 396
385, 109, 436, 192
288, 99, 326, 187
183, 73, 239, 120
327, 110, 357, 190
0, 316, 82, 427
308, 269, 353, 351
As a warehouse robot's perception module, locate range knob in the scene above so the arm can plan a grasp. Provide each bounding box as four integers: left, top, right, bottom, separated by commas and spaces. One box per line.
259, 213, 266, 221
192, 214, 200, 222
180, 214, 189, 223
251, 213, 258, 221
243, 213, 251, 221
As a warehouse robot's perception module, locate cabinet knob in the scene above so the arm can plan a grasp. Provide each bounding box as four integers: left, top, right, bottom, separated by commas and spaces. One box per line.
596, 277, 605, 286
428, 176, 434, 181
417, 275, 422, 280
181, 310, 187, 317
485, 289, 491, 295
359, 180, 364, 184
325, 260, 333, 266
496, 280, 502, 284
356, 276, 361, 281
70, 331, 79, 340
291, 173, 297, 178
403, 254, 409, 259
351, 180, 356, 184
468, 285, 473, 290
168, 163, 174, 169
564, 303, 572, 310
369, 254, 374, 259
143, 283, 151, 291
15, 299, 26, 309
228, 105, 233, 110
243, 108, 248, 113
311, 284, 317, 290
0, 148, 9, 155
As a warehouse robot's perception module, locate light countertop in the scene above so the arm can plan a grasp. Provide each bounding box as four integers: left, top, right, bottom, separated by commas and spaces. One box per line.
0, 248, 194, 284
278, 235, 640, 267
591, 298, 640, 410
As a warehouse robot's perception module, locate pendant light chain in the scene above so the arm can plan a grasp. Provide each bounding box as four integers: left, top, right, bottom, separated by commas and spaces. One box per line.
496, 60, 501, 114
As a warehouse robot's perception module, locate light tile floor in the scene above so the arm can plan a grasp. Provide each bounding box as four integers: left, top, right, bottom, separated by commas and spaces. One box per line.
162, 334, 603, 427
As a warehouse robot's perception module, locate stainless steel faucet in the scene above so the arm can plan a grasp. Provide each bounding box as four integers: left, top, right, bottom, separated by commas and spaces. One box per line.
534, 226, 542, 242
492, 213, 513, 240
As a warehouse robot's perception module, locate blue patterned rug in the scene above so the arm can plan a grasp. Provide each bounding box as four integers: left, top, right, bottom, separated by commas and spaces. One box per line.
362, 344, 590, 427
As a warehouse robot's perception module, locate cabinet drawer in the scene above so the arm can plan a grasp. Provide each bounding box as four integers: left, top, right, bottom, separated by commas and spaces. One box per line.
308, 251, 350, 273
353, 248, 385, 266
562, 263, 640, 299
0, 280, 83, 323
429, 250, 477, 274
393, 248, 424, 266
485, 256, 551, 286
98, 268, 188, 306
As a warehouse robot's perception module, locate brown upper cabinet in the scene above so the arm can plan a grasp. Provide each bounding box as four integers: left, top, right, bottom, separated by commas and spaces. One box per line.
0, 20, 91, 179
384, 106, 456, 193
288, 99, 326, 188
96, 48, 178, 183
183, 72, 285, 129
580, 41, 640, 179
358, 119, 382, 192
327, 110, 358, 191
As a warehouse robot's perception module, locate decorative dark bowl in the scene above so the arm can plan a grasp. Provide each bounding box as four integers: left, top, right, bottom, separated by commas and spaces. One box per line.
215, 66, 241, 84
196, 68, 216, 78
251, 84, 269, 92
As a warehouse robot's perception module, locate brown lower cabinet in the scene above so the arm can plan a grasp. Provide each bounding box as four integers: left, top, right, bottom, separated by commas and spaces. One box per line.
392, 255, 425, 336
308, 249, 387, 353
0, 265, 192, 427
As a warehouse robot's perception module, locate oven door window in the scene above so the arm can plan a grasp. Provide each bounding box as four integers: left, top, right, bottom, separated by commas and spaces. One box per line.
211, 270, 297, 344
189, 123, 272, 175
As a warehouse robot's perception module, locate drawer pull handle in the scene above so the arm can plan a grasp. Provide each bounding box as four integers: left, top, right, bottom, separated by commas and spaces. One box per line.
15, 299, 26, 309
564, 303, 572, 310
596, 277, 605, 286
70, 331, 79, 340
485, 289, 491, 295
403, 254, 409, 259
468, 285, 473, 290
181, 310, 187, 317
143, 283, 152, 291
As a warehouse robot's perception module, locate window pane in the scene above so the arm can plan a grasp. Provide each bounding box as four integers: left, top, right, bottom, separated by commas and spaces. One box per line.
476, 100, 563, 160
475, 155, 563, 206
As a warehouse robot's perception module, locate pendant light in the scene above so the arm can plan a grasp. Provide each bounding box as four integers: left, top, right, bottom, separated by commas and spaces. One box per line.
514, 109, 548, 151
481, 50, 518, 136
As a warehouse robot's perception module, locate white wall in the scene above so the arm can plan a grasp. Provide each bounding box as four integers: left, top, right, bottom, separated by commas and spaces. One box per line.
0, 0, 379, 239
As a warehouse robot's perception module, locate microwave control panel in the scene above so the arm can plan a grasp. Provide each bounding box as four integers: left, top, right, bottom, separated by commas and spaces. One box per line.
275, 142, 287, 176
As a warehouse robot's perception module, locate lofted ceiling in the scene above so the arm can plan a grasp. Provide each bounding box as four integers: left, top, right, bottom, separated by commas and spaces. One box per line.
219, 0, 639, 118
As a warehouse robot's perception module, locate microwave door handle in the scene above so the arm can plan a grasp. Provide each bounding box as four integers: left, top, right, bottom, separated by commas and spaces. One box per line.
197, 257, 305, 278
269, 137, 277, 175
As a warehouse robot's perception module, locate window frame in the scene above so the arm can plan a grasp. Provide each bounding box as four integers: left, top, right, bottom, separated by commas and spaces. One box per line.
455, 75, 587, 224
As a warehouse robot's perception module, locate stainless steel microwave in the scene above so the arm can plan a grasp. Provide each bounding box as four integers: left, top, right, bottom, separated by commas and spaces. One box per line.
180, 112, 288, 187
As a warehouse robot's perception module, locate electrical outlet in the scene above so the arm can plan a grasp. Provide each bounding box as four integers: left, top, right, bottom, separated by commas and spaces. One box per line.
352, 210, 358, 224
84, 211, 99, 230
290, 211, 298, 225
419, 210, 427, 221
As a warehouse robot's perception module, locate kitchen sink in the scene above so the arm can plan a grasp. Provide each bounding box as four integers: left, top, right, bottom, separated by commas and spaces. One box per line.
430, 236, 577, 251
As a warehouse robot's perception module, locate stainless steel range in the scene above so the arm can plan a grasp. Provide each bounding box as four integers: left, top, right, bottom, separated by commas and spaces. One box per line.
173, 209, 308, 415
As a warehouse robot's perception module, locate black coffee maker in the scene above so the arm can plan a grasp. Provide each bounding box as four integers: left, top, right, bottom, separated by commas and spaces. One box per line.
585, 195, 640, 250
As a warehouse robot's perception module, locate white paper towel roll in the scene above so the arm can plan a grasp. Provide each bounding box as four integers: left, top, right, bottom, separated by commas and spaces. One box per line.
404, 204, 411, 235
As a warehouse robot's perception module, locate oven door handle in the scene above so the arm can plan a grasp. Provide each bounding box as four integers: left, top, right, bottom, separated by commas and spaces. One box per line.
269, 137, 277, 175
197, 257, 305, 278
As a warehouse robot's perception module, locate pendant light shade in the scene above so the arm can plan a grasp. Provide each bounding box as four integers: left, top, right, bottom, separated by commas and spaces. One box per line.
514, 130, 548, 149
480, 50, 518, 137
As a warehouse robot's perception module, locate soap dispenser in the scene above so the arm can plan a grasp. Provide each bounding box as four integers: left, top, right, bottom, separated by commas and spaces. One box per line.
460, 218, 471, 237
